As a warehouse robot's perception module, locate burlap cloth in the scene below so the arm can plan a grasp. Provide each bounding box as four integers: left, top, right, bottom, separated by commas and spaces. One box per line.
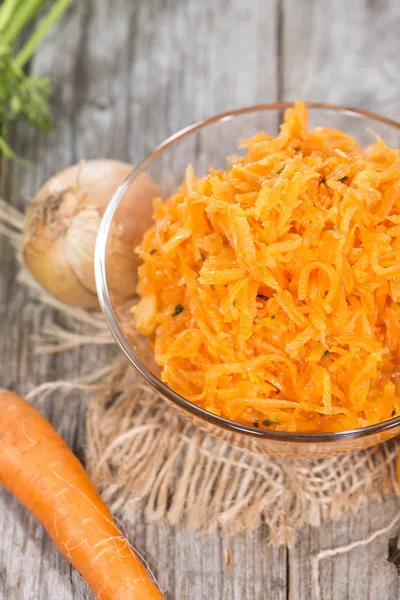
1, 198, 399, 547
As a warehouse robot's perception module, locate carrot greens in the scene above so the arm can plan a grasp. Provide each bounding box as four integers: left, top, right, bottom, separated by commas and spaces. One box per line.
0, 0, 73, 162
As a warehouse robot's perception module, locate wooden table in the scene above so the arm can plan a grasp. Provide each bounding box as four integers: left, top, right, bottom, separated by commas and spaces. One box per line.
1, 1, 400, 598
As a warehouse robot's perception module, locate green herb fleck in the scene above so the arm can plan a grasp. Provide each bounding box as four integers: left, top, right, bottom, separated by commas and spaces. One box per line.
392, 408, 396, 417
319, 176, 327, 186
322, 350, 332, 358
257, 293, 270, 301
171, 304, 184, 317
338, 176, 349, 183
232, 299, 236, 307
270, 315, 275, 320
276, 166, 285, 175
328, 225, 339, 231
253, 420, 259, 428
356, 295, 361, 300
262, 418, 281, 427
200, 253, 206, 262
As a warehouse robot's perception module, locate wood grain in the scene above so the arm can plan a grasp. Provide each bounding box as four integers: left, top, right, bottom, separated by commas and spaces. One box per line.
282, 2, 400, 598
288, 499, 400, 600
0, 1, 285, 599
1, 0, 400, 598
281, 0, 400, 119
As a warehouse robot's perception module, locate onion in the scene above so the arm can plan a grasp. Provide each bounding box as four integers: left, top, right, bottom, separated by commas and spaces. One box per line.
23, 160, 159, 308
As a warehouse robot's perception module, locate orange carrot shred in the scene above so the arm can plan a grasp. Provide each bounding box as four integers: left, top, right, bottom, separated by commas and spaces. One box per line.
134, 102, 400, 433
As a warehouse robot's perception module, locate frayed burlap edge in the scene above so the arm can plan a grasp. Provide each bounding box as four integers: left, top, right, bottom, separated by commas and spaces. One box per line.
84, 356, 400, 546
1, 197, 400, 548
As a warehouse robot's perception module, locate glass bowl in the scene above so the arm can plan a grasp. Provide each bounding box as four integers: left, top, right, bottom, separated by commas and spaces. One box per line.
95, 102, 400, 457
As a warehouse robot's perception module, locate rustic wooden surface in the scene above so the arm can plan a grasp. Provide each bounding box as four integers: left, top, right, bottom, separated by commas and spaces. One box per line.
1, 1, 400, 598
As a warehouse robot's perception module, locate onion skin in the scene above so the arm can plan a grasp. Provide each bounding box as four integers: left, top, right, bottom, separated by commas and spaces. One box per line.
23, 160, 160, 308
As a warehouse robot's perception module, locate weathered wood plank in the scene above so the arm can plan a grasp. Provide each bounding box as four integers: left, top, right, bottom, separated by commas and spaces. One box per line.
3, 0, 400, 598
288, 499, 400, 600
282, 1, 400, 598
281, 0, 400, 119
0, 1, 282, 598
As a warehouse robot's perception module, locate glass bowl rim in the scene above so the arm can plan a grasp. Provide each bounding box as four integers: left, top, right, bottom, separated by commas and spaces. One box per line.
95, 101, 400, 444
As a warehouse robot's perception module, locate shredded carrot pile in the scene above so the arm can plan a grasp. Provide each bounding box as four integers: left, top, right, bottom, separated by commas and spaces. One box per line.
133, 102, 400, 433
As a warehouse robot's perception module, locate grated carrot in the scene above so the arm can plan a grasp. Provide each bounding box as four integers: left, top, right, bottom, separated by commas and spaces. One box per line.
133, 102, 400, 433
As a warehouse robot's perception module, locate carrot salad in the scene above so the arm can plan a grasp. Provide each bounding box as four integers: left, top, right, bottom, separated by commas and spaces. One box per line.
133, 102, 400, 433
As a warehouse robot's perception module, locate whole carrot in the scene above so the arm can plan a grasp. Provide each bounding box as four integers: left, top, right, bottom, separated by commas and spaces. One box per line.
0, 389, 163, 599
